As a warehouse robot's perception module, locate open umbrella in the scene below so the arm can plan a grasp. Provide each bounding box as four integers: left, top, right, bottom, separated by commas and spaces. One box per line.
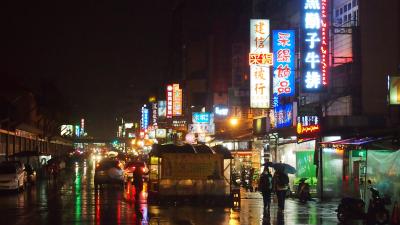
273, 162, 297, 174
262, 161, 275, 168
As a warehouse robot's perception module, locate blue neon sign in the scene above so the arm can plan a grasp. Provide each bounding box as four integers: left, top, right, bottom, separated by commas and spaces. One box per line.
302, 0, 327, 92
273, 30, 295, 107
192, 112, 213, 124
274, 103, 294, 128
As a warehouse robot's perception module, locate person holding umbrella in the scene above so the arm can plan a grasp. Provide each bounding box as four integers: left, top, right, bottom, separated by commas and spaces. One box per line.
273, 166, 289, 212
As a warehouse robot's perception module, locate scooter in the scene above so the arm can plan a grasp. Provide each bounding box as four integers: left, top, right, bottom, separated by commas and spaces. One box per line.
336, 187, 390, 224
297, 182, 311, 203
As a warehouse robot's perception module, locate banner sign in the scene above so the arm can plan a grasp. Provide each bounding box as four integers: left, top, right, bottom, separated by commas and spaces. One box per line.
156, 129, 167, 138
152, 103, 158, 128
302, 0, 329, 92
250, 19, 271, 108
273, 30, 295, 106
161, 153, 223, 179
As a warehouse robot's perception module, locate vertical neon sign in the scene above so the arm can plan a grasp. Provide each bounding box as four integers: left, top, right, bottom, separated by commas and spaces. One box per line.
273, 30, 295, 107
166, 85, 173, 118
302, 0, 328, 92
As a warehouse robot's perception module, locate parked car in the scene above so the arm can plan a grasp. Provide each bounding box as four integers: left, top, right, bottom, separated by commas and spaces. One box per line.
0, 161, 27, 191
124, 161, 149, 182
94, 159, 124, 188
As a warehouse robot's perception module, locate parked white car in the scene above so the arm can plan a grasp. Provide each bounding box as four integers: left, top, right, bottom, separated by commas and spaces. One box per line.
0, 161, 27, 191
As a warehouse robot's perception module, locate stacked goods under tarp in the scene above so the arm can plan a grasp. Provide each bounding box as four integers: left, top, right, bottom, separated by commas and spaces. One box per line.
148, 144, 233, 201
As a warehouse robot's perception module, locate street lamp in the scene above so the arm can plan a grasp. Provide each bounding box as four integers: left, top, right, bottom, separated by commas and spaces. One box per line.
229, 117, 239, 127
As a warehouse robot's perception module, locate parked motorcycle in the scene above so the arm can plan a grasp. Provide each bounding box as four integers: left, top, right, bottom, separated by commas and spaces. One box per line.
297, 179, 311, 203
336, 187, 390, 224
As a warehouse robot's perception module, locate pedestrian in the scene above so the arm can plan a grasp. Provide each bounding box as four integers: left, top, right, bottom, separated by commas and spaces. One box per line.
273, 169, 289, 212
259, 167, 273, 211
133, 167, 143, 199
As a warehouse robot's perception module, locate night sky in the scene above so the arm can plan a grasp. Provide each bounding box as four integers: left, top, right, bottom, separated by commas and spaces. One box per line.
4, 0, 173, 138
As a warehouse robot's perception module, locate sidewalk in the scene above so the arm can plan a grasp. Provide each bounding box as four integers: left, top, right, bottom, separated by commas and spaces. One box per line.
237, 189, 340, 225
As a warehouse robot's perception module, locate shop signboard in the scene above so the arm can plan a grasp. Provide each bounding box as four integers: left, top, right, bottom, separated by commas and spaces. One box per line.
61, 125, 74, 136
188, 124, 215, 135
389, 76, 400, 105
166, 85, 173, 118
192, 112, 213, 124
302, 0, 329, 92
272, 30, 295, 107
172, 119, 187, 131
156, 129, 167, 138
253, 117, 267, 135
158, 100, 167, 118
250, 19, 271, 108
214, 105, 229, 117
297, 115, 320, 138
274, 103, 296, 128
161, 153, 223, 179
152, 102, 158, 128
141, 105, 149, 130
172, 84, 183, 116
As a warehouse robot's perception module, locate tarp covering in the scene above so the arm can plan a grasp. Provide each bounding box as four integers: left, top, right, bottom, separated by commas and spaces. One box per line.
366, 150, 400, 211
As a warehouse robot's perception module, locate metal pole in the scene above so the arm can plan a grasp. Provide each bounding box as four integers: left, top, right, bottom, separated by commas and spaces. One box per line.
319, 144, 324, 200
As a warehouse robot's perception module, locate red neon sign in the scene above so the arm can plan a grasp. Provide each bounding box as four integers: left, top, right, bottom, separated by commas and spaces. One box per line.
249, 53, 273, 65
166, 84, 173, 118
321, 0, 329, 86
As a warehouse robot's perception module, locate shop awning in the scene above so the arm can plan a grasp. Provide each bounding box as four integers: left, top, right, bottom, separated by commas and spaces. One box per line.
320, 137, 383, 146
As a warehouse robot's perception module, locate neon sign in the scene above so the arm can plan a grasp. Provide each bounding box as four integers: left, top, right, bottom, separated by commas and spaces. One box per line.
274, 103, 294, 128
166, 85, 173, 118
172, 84, 182, 116
249, 53, 273, 65
141, 105, 149, 130
273, 30, 295, 106
250, 19, 271, 108
297, 116, 320, 134
302, 0, 329, 92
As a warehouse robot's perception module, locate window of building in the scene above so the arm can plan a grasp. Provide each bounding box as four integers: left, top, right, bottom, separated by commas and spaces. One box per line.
349, 13, 352, 21
336, 9, 339, 17
344, 15, 347, 22
348, 3, 351, 10
340, 7, 343, 15
344, 4, 348, 12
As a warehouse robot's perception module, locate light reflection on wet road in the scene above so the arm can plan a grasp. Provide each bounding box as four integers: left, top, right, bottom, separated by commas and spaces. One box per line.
0, 161, 342, 225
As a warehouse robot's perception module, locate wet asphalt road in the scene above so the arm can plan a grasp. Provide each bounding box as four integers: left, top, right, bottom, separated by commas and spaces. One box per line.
0, 160, 343, 225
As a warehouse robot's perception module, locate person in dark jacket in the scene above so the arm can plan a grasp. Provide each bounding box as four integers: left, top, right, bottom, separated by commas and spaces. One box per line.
259, 167, 273, 211
273, 169, 289, 212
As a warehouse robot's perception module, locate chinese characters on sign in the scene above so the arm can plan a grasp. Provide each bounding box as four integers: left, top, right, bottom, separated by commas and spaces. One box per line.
297, 115, 320, 135
250, 19, 271, 108
249, 53, 273, 65
152, 103, 158, 129
274, 103, 296, 128
192, 112, 213, 124
166, 85, 173, 118
272, 30, 295, 107
141, 105, 149, 130
172, 84, 182, 116
302, 0, 328, 92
